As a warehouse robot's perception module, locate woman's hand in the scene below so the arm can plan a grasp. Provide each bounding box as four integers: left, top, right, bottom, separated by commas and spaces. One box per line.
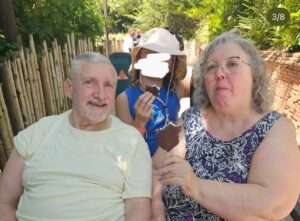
151, 168, 166, 221
134, 91, 155, 127
157, 154, 199, 199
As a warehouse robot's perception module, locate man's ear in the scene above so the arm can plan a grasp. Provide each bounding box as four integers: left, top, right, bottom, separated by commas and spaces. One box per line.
64, 79, 73, 99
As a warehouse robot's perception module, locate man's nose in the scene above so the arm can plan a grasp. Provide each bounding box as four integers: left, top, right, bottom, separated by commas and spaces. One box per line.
94, 85, 105, 99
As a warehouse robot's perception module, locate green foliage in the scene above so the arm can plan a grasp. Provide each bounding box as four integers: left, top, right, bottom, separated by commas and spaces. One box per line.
15, 0, 103, 44
134, 0, 198, 39
0, 31, 17, 59
108, 0, 143, 33
7, 0, 300, 52
236, 0, 300, 50
236, 1, 275, 49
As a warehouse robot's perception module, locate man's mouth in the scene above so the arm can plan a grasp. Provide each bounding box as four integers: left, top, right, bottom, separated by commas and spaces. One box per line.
88, 101, 107, 108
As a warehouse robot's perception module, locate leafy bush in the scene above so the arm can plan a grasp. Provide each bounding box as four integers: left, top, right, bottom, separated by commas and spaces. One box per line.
134, 0, 198, 40
0, 31, 17, 59
236, 0, 300, 50
108, 0, 143, 33
15, 0, 104, 45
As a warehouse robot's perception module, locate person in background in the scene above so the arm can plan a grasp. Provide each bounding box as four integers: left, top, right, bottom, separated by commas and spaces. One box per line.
133, 29, 142, 47
115, 27, 190, 221
123, 28, 136, 53
157, 30, 300, 220
0, 52, 151, 221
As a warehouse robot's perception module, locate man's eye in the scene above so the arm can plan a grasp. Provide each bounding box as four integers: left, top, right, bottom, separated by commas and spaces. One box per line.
84, 80, 92, 85
105, 83, 114, 88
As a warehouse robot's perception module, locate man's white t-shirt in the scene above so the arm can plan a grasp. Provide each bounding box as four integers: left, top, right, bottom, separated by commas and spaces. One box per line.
15, 111, 151, 221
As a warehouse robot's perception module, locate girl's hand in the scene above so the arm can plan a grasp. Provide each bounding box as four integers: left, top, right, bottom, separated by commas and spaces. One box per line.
134, 91, 155, 127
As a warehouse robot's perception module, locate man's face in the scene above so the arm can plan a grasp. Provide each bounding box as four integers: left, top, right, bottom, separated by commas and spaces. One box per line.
65, 61, 116, 130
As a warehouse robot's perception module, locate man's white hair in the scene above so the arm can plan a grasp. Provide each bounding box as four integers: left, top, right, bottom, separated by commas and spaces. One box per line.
69, 52, 116, 79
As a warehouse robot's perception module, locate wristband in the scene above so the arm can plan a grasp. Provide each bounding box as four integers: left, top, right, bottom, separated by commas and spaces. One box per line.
137, 126, 146, 135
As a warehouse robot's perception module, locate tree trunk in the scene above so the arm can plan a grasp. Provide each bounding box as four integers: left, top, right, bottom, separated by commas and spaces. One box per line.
0, 0, 17, 43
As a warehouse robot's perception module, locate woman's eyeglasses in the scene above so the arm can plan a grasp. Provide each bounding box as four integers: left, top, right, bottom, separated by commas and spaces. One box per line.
204, 56, 250, 77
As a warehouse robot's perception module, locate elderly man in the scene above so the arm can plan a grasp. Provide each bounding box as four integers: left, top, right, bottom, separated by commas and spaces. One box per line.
0, 52, 151, 221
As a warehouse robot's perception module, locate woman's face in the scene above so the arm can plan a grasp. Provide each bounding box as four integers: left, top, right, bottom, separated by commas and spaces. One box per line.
204, 42, 253, 113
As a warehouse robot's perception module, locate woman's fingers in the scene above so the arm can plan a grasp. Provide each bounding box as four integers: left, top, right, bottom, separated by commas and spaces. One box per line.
158, 155, 187, 178
160, 177, 184, 187
162, 153, 183, 167
158, 157, 198, 198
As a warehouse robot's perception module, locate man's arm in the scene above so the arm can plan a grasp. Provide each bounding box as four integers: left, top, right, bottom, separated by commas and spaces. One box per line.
0, 150, 25, 221
124, 197, 151, 221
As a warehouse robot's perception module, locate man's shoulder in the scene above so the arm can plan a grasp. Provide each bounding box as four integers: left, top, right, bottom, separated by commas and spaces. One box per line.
108, 116, 149, 158
37, 113, 64, 124
32, 111, 66, 127
14, 111, 69, 159
111, 115, 140, 135
18, 111, 68, 136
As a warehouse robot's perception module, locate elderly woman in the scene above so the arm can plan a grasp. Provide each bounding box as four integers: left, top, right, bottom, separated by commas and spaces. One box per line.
158, 31, 300, 220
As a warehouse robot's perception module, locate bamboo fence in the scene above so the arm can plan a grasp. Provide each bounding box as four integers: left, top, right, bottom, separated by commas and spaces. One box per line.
0, 36, 150, 171
0, 34, 95, 171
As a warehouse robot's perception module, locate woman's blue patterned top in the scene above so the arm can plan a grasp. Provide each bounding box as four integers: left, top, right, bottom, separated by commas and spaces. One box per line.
163, 107, 281, 221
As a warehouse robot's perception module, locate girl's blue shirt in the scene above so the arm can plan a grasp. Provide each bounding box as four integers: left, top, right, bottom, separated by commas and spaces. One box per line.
125, 86, 180, 156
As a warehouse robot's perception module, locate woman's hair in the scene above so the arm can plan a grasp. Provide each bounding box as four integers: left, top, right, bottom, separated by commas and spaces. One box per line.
192, 30, 273, 113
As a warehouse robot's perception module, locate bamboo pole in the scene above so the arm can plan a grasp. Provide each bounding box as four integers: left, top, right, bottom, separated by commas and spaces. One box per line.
28, 35, 42, 118
48, 51, 59, 114
71, 33, 76, 58
58, 45, 66, 81
26, 51, 40, 120
43, 40, 54, 85
12, 59, 28, 127
62, 44, 72, 110
43, 41, 52, 76
63, 43, 70, 75
2, 60, 24, 131
52, 40, 64, 112
30, 52, 42, 119
40, 56, 55, 114
24, 49, 37, 122
91, 38, 94, 51
29, 35, 46, 117
42, 41, 56, 114
78, 39, 82, 55
57, 45, 67, 111
0, 139, 7, 171
20, 47, 35, 124
67, 34, 73, 60
80, 39, 84, 53
16, 58, 31, 127
87, 38, 90, 51
0, 84, 15, 157
83, 38, 88, 52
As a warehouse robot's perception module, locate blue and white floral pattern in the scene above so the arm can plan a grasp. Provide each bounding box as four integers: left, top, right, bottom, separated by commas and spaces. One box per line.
163, 107, 281, 221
